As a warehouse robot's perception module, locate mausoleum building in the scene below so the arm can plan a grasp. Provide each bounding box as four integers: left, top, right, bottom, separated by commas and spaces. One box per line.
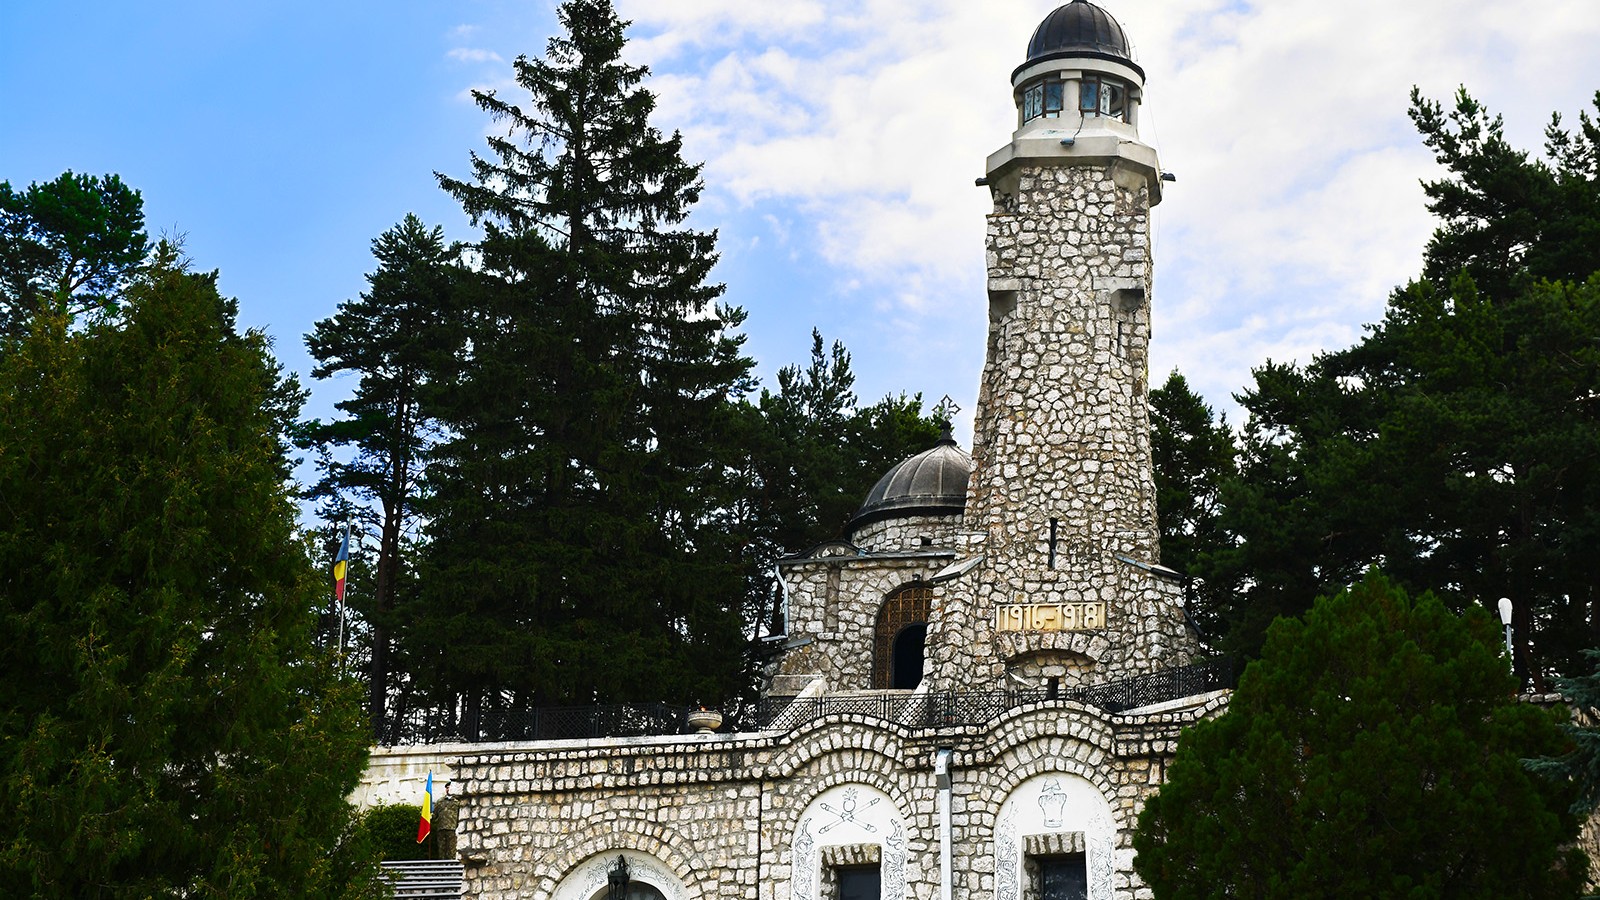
359, 4, 1232, 898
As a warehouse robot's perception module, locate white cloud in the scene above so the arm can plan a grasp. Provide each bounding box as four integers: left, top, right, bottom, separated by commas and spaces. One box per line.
608, 0, 1600, 421
447, 47, 505, 64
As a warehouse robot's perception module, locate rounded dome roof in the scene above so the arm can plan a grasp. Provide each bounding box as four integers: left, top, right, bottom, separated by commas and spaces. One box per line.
849, 432, 972, 533
1020, 0, 1142, 78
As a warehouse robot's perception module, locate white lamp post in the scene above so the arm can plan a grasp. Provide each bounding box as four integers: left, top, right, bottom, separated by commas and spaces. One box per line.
1497, 597, 1515, 677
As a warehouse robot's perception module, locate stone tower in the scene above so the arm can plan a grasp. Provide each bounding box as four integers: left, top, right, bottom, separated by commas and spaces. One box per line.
925, 0, 1195, 691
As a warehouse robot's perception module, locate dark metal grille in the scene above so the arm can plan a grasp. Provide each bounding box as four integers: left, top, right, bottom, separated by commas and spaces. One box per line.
380, 702, 694, 746
756, 656, 1237, 732
378, 657, 1236, 746
873, 586, 933, 688
1040, 856, 1088, 900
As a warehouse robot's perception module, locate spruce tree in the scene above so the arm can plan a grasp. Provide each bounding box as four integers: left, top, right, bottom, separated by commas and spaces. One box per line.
414, 0, 756, 722
0, 245, 382, 896
302, 214, 457, 739
1529, 650, 1600, 816
1134, 573, 1586, 899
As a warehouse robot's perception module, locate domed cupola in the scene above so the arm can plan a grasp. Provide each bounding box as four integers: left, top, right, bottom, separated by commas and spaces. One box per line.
1021, 0, 1141, 78
986, 0, 1160, 203
848, 429, 972, 535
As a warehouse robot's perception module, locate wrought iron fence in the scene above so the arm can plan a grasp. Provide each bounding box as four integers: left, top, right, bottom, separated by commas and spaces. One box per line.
380, 702, 693, 745
755, 655, 1237, 731
380, 657, 1236, 746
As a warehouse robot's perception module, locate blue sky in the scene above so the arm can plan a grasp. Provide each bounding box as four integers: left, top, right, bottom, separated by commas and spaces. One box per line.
5, 0, 1599, 457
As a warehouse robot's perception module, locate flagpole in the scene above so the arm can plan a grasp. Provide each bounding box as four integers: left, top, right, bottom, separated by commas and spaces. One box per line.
336, 521, 350, 668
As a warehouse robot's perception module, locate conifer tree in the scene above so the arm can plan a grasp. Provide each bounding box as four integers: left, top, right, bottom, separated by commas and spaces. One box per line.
0, 171, 149, 344
1148, 370, 1237, 641
414, 0, 756, 722
1202, 90, 1600, 677
302, 214, 457, 739
0, 245, 382, 896
735, 331, 942, 643
1134, 573, 1585, 899
1527, 650, 1600, 816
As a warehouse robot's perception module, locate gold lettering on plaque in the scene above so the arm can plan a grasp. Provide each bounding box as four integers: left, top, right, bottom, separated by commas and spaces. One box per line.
995, 602, 1107, 632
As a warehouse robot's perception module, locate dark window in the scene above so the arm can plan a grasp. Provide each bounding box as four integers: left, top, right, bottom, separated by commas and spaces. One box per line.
874, 586, 933, 688
1079, 75, 1127, 121
1039, 855, 1088, 900
1023, 83, 1043, 121
837, 866, 881, 900
1044, 82, 1064, 116
1022, 79, 1066, 123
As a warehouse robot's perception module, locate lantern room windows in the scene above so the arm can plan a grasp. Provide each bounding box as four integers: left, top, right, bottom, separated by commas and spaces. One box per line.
1078, 74, 1125, 119
1023, 80, 1067, 120
1020, 74, 1129, 124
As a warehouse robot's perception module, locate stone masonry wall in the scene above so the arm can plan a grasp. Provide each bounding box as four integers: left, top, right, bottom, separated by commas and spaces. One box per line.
928, 162, 1196, 693
849, 514, 965, 555
775, 549, 955, 692
450, 694, 1230, 900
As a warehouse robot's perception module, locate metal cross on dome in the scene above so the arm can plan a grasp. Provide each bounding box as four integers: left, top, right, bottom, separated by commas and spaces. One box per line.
934, 395, 961, 423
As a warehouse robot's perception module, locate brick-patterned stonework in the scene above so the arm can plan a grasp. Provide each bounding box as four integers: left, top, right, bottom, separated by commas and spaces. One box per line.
443, 693, 1228, 900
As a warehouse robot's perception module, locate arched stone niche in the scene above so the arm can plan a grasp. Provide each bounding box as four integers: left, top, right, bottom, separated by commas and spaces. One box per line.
553, 849, 689, 900
791, 783, 907, 900
994, 773, 1117, 900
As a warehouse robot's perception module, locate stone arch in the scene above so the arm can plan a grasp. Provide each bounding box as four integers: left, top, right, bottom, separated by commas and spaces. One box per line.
991, 772, 1119, 900
995, 629, 1109, 666
528, 815, 709, 900
551, 849, 693, 900
770, 720, 918, 785
765, 740, 916, 841
790, 782, 910, 900
981, 705, 1117, 771
962, 719, 1122, 832
873, 583, 934, 689
1005, 649, 1097, 691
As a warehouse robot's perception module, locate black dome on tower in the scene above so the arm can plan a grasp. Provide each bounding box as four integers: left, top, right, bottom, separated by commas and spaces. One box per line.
1021, 0, 1142, 77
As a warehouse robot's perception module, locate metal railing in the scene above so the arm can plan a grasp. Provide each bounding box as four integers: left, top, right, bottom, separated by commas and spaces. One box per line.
380, 702, 693, 745
755, 655, 1237, 731
380, 657, 1235, 746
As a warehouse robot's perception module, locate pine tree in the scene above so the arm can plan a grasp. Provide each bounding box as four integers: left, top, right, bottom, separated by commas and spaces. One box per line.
302, 214, 457, 739
0, 244, 383, 896
0, 171, 149, 344
1148, 370, 1237, 642
1134, 573, 1586, 899
1204, 90, 1600, 676
413, 0, 757, 723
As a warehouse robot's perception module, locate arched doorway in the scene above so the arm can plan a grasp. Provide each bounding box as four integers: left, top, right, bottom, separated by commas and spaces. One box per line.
554, 851, 686, 900
874, 586, 932, 689
584, 856, 669, 900
588, 883, 665, 900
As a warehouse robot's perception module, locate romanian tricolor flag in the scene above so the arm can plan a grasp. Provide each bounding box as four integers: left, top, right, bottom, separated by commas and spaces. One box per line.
416, 771, 433, 843
333, 526, 350, 603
